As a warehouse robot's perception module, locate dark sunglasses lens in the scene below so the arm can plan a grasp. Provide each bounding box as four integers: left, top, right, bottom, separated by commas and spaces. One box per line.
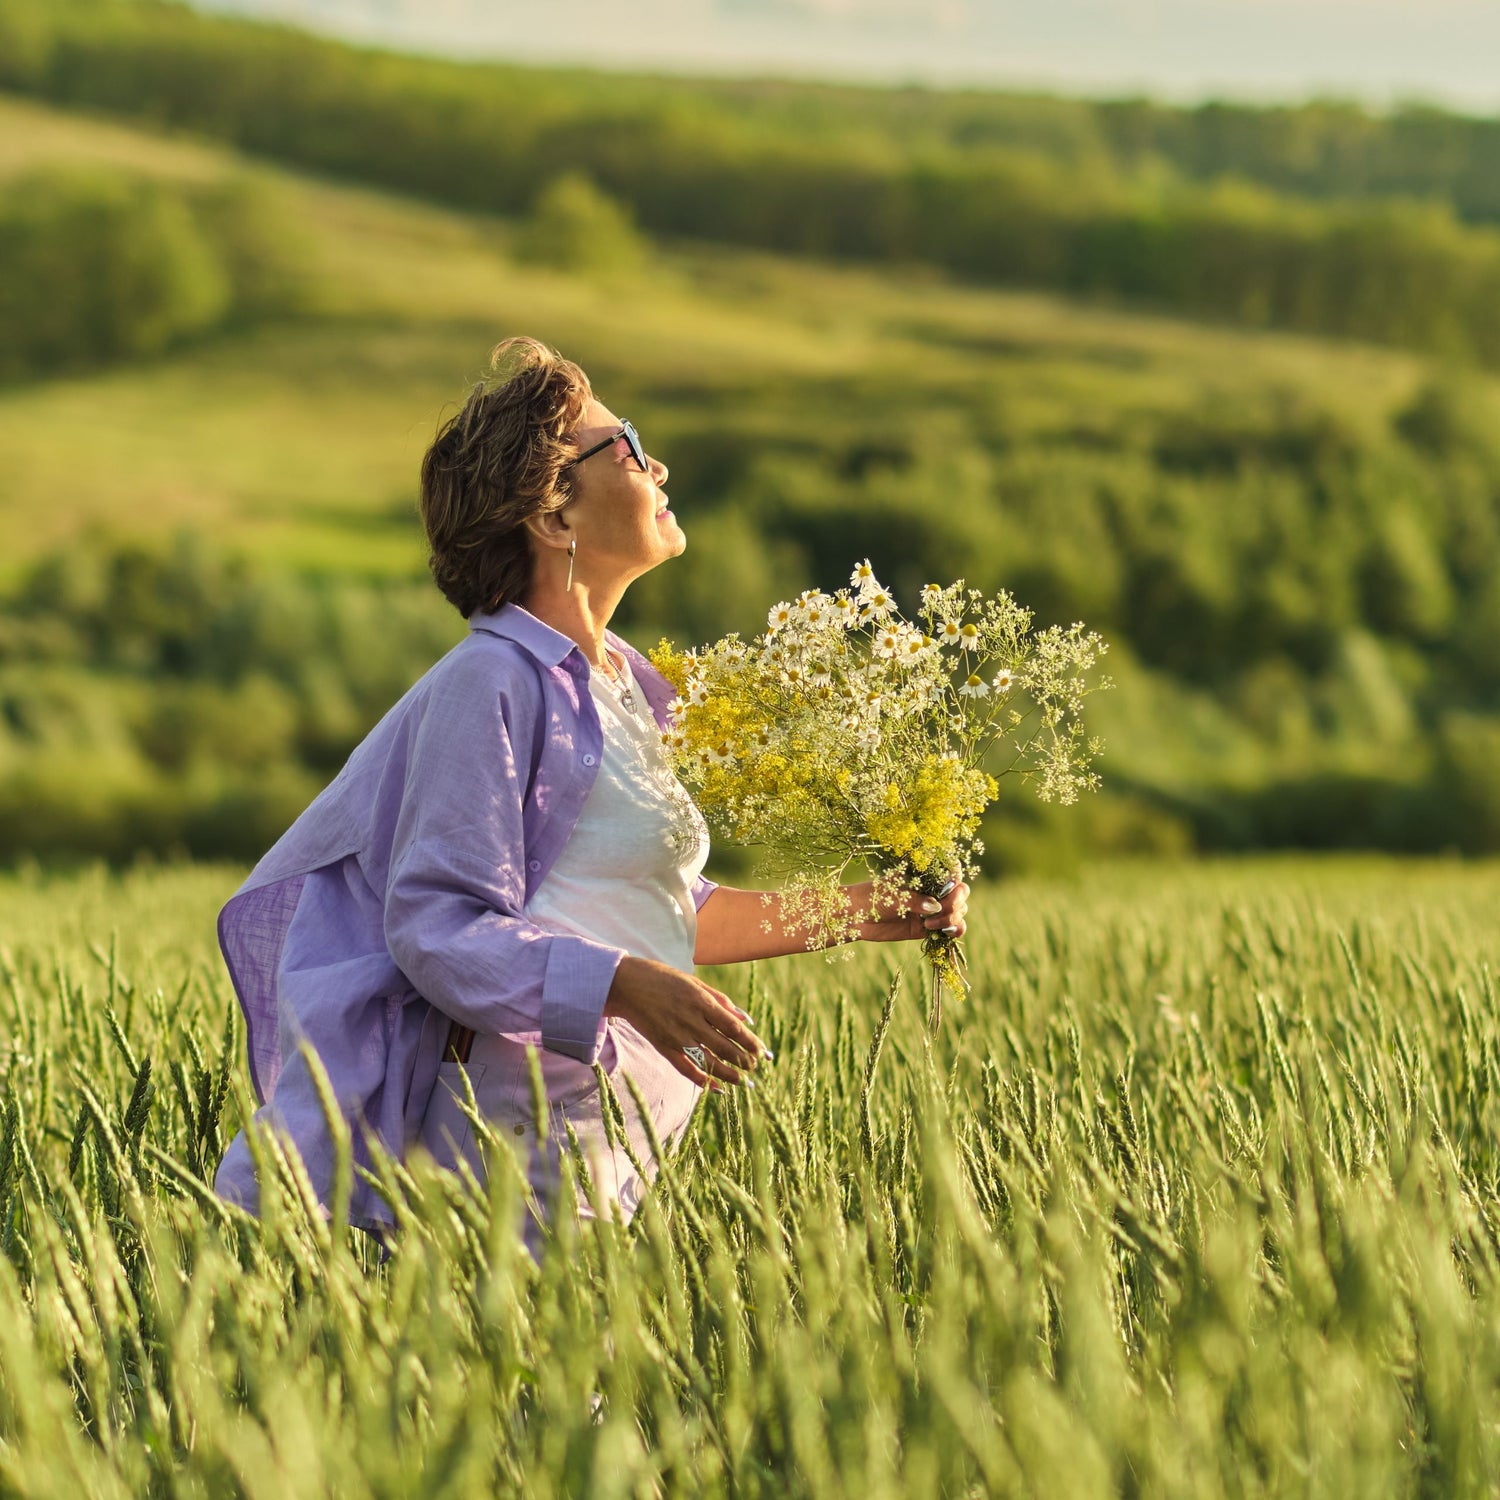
623, 420, 648, 472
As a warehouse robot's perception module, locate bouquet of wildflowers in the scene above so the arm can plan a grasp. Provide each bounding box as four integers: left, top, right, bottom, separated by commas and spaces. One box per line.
650, 562, 1110, 1023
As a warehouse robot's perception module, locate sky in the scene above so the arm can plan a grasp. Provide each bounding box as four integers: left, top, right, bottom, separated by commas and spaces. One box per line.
190, 0, 1500, 113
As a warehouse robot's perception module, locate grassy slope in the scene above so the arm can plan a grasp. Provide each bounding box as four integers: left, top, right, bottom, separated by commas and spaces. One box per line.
0, 91, 1465, 583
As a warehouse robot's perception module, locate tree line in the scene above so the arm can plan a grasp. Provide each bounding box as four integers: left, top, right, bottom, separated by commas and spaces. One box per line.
7, 0, 1500, 363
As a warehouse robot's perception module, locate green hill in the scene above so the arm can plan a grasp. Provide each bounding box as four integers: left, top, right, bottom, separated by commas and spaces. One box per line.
3, 87, 1500, 867
0, 92, 1457, 574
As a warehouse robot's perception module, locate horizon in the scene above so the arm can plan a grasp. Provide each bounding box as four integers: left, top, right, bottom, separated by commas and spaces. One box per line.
188, 0, 1500, 115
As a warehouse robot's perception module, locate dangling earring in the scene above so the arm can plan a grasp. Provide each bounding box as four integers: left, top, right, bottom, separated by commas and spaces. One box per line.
565, 538, 577, 592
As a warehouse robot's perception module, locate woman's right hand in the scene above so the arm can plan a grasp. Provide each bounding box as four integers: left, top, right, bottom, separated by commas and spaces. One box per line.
603, 955, 767, 1090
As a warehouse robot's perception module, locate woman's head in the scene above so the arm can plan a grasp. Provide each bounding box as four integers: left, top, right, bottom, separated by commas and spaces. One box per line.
420, 337, 680, 618
419, 337, 593, 618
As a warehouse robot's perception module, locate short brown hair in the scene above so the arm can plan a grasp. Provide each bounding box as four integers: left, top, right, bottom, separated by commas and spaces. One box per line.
419, 337, 593, 618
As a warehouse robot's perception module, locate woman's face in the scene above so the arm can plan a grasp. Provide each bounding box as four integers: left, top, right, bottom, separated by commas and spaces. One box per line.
562, 399, 684, 584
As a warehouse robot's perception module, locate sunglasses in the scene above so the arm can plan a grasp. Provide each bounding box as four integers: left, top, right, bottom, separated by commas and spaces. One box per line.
565, 418, 649, 474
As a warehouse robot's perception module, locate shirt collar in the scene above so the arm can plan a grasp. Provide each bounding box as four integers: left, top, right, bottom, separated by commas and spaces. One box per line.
468, 603, 581, 668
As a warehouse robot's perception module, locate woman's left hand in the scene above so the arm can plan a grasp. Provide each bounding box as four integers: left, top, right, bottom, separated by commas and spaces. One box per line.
846, 877, 969, 945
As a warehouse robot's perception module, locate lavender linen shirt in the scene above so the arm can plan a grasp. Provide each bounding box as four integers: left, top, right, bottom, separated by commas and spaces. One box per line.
213, 603, 716, 1233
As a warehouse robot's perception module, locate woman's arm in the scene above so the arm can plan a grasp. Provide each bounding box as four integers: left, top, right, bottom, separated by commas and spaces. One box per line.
693, 879, 969, 967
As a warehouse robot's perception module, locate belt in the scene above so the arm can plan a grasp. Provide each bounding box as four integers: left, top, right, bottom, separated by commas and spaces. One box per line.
444, 1020, 476, 1065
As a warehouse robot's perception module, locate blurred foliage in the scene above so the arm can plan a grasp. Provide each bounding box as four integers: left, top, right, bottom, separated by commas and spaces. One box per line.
513, 172, 648, 276
6, 350, 1500, 865
0, 165, 308, 380
8, 0, 1500, 360
0, 535, 461, 862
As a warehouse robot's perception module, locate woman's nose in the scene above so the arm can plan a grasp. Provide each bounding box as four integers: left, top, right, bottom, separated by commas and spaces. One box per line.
650, 455, 668, 485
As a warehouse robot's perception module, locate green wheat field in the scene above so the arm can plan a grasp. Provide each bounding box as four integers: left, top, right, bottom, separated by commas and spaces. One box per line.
3, 856, 1500, 1496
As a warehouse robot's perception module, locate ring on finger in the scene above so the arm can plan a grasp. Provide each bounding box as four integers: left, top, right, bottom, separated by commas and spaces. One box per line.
684, 1044, 707, 1068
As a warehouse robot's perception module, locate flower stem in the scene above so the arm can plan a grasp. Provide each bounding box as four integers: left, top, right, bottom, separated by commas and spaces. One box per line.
901, 860, 968, 1030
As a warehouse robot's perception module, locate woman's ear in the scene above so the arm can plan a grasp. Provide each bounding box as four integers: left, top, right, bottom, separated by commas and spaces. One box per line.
524, 508, 572, 552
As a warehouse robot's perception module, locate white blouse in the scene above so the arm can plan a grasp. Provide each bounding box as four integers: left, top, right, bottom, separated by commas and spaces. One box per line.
525, 654, 710, 969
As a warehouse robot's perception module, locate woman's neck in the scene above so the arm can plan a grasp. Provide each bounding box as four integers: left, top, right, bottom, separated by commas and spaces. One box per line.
522, 576, 624, 669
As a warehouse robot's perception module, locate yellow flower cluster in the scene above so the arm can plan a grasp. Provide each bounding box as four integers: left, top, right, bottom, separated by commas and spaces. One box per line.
650, 639, 834, 845
863, 755, 997, 876
649, 642, 693, 694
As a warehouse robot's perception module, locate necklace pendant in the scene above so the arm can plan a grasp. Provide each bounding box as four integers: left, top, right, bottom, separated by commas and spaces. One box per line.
620, 688, 638, 714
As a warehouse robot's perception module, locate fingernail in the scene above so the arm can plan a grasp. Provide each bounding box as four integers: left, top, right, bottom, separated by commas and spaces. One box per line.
743, 1077, 757, 1090
937, 880, 956, 896
761, 1046, 776, 1061
735, 1007, 756, 1025
920, 898, 942, 914
941, 925, 958, 935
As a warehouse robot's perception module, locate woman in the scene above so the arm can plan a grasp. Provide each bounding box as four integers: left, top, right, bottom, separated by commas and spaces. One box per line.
214, 338, 967, 1246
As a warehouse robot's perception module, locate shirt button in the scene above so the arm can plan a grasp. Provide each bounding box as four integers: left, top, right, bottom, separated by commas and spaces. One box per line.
513, 1124, 526, 1136
582, 753, 597, 766
527, 858, 541, 873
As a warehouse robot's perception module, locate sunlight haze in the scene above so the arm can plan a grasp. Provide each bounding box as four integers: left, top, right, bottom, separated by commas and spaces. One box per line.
192, 0, 1500, 109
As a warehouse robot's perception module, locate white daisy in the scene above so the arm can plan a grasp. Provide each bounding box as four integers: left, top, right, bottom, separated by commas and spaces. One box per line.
958, 622, 980, 649
767, 601, 794, 635
958, 673, 990, 698
795, 588, 832, 620
938, 620, 963, 646
850, 559, 879, 594
874, 626, 902, 659
920, 583, 943, 609
993, 668, 1016, 693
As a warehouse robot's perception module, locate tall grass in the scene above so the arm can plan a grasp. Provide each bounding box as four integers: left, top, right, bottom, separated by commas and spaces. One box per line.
2, 856, 1500, 1495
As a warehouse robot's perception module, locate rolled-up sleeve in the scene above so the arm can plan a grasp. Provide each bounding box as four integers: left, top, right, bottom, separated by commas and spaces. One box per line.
383, 657, 625, 1064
